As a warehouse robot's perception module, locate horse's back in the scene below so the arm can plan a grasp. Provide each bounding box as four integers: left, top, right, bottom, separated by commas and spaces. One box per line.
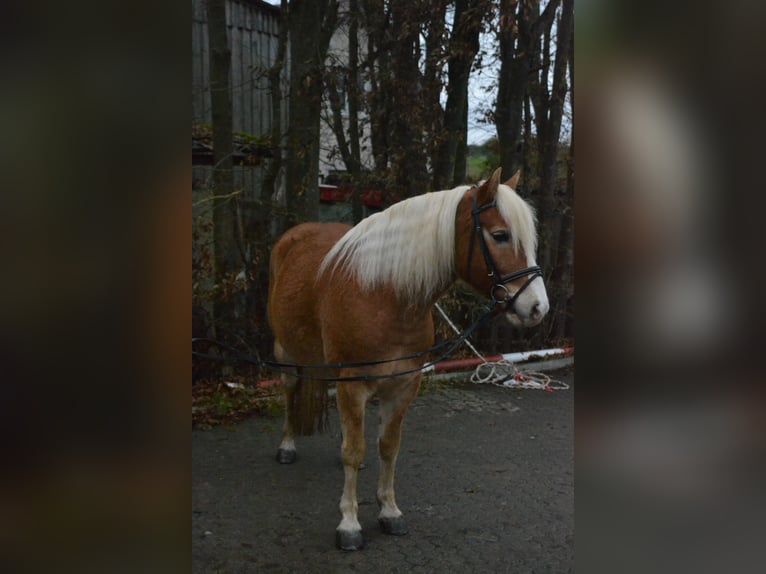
268, 222, 351, 362
269, 222, 351, 281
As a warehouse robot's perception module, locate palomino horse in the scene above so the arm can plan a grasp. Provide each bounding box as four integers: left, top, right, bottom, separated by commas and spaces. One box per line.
267, 168, 548, 550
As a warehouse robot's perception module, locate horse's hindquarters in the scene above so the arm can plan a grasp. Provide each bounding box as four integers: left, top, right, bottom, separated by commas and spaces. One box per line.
268, 223, 352, 442
268, 222, 351, 364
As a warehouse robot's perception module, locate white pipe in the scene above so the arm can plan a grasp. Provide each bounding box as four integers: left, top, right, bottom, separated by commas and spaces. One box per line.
422, 347, 572, 373
497, 347, 570, 363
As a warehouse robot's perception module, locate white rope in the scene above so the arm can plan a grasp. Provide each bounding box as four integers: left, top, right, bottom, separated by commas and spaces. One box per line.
434, 302, 485, 360
469, 359, 570, 391
435, 302, 569, 392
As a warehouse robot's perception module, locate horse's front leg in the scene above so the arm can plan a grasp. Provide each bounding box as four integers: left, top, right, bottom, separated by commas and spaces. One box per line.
335, 380, 370, 550
376, 372, 421, 536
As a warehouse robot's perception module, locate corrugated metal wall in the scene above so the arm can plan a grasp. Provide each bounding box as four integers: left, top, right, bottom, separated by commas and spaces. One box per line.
192, 0, 288, 204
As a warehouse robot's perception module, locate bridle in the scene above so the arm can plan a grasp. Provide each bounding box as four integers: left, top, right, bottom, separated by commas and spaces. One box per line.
466, 186, 543, 311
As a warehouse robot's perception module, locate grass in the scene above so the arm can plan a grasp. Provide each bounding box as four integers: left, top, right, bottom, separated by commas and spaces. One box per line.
467, 155, 488, 181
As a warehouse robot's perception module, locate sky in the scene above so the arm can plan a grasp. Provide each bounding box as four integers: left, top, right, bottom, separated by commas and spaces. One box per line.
465, 31, 501, 146
259, 0, 571, 147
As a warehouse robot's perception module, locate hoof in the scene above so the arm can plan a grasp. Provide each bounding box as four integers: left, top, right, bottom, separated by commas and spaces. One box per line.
379, 516, 409, 536
336, 529, 365, 551
276, 448, 297, 464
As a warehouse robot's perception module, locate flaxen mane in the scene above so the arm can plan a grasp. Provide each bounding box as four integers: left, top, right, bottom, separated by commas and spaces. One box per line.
319, 184, 537, 305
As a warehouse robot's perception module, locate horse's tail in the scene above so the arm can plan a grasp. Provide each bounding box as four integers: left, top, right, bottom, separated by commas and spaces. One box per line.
289, 369, 330, 436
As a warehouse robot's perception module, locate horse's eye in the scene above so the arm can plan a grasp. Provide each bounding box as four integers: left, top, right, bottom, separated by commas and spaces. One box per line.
491, 231, 510, 243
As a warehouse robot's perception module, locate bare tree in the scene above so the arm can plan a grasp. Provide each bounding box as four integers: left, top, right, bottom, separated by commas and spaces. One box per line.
323, 0, 364, 221
534, 0, 573, 274
346, 0, 364, 222
284, 0, 339, 228
263, 0, 289, 219
387, 0, 430, 198
495, 0, 560, 178
422, 0, 450, 177
490, 0, 574, 346
206, 0, 238, 334
433, 0, 488, 190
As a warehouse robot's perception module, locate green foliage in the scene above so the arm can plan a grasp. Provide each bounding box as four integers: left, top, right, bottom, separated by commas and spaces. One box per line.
232, 130, 269, 146
466, 137, 501, 181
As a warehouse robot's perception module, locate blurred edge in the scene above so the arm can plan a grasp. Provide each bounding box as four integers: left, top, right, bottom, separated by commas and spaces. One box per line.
0, 0, 189, 572
576, 1, 766, 573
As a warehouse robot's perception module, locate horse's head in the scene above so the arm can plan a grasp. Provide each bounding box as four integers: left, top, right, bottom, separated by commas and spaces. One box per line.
455, 168, 549, 328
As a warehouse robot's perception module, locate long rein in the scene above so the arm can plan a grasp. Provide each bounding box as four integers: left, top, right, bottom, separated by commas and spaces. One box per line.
192, 301, 498, 383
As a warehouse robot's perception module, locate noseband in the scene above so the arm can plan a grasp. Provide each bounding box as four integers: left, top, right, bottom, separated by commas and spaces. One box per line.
466, 186, 543, 311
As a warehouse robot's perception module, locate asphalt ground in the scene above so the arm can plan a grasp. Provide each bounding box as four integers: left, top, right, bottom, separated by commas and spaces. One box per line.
192, 368, 573, 573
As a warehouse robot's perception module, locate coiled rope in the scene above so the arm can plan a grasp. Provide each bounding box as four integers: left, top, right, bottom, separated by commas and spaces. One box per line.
434, 303, 570, 392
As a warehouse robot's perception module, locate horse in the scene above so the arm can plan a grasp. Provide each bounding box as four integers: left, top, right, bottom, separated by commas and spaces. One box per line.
266, 168, 549, 550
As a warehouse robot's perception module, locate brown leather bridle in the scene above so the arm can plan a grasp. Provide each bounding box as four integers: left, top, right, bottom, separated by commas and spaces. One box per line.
466, 186, 543, 311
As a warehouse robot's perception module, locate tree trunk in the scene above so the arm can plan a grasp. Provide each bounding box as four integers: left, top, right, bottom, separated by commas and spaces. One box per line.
423, 0, 449, 178
347, 0, 364, 222
537, 0, 572, 272
206, 0, 237, 336
387, 0, 429, 198
553, 137, 574, 342
326, 70, 355, 171
284, 0, 338, 229
360, 0, 389, 175
453, 95, 469, 184
554, 30, 574, 343
254, 0, 290, 354
496, 0, 532, 178
263, 0, 289, 228
322, 1, 364, 221
433, 0, 484, 190
496, 0, 560, 180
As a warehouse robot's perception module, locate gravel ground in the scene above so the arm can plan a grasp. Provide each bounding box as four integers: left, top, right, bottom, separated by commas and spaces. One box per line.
192, 369, 573, 573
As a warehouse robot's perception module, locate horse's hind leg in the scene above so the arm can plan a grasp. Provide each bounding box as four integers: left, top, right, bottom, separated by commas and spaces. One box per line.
376, 373, 421, 536
275, 341, 298, 464
335, 379, 371, 550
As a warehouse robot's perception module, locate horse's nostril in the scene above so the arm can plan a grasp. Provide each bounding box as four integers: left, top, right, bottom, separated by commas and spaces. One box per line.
531, 303, 540, 317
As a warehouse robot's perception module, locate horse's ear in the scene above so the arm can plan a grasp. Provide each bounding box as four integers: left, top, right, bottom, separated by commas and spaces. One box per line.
503, 170, 521, 189
476, 167, 503, 203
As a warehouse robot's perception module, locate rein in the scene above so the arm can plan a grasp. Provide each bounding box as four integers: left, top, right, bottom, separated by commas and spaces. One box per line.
466, 186, 543, 311
192, 302, 497, 383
